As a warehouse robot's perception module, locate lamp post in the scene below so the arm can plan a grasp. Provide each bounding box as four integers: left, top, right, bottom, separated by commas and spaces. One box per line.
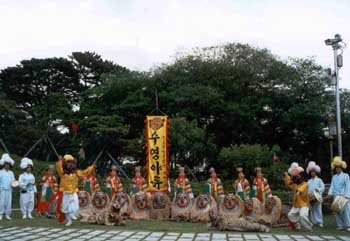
324, 34, 346, 158
323, 115, 337, 175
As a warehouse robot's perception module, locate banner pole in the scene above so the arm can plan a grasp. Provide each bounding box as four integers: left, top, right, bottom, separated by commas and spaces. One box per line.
0, 137, 9, 153
185, 165, 200, 183
24, 136, 44, 157
92, 149, 104, 166
46, 136, 59, 158
106, 151, 131, 183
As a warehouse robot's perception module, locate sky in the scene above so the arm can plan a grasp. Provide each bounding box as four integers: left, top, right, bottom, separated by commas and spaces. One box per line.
0, 0, 349, 88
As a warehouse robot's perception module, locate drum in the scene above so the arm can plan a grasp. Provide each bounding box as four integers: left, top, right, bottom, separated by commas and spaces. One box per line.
11, 180, 19, 188
309, 190, 322, 203
331, 196, 349, 214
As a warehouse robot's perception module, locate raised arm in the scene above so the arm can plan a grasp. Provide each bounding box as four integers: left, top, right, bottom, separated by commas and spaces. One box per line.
284, 173, 297, 191
56, 160, 64, 178
77, 165, 95, 178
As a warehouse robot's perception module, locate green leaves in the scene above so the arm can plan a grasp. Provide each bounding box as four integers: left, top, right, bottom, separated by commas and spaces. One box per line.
0, 44, 348, 181
170, 118, 216, 168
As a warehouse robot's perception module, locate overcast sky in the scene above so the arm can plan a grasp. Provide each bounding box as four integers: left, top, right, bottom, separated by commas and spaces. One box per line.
0, 0, 349, 88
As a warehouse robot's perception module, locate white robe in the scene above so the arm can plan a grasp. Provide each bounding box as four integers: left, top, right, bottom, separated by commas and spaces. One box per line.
328, 171, 350, 228
0, 169, 15, 216
307, 176, 325, 225
19, 172, 36, 216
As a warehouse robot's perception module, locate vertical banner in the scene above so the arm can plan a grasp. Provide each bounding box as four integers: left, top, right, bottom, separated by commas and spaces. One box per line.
145, 116, 169, 193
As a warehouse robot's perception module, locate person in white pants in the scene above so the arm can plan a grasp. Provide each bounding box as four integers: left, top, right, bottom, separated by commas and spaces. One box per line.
0, 153, 15, 221
285, 162, 313, 231
19, 157, 37, 219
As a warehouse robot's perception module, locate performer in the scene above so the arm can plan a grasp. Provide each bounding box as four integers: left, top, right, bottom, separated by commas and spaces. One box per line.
0, 153, 15, 220
206, 167, 224, 199
327, 156, 350, 230
37, 165, 58, 215
19, 158, 37, 219
306, 161, 325, 227
233, 168, 251, 201
284, 162, 312, 231
82, 169, 100, 194
130, 166, 147, 195
252, 167, 272, 203
105, 165, 123, 198
174, 166, 193, 199
56, 154, 95, 226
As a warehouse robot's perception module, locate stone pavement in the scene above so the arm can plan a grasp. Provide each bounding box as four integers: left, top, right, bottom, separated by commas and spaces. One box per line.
0, 226, 349, 241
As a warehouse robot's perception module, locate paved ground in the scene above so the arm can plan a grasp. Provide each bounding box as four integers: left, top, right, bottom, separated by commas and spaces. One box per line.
0, 226, 349, 241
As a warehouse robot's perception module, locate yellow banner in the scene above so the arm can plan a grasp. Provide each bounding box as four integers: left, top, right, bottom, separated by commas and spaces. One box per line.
145, 116, 169, 193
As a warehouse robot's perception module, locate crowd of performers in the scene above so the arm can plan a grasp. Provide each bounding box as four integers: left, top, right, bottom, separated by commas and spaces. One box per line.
0, 153, 350, 232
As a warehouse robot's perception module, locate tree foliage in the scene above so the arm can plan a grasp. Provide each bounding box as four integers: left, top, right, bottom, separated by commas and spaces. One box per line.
0, 44, 349, 182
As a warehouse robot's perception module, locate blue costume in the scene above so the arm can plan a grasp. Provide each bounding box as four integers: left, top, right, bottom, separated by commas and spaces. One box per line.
328, 171, 350, 229
307, 176, 325, 225
0, 169, 15, 217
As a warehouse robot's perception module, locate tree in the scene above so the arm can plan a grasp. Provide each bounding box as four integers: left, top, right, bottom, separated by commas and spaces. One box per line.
69, 51, 129, 87
169, 118, 216, 169
0, 58, 81, 112
218, 144, 287, 188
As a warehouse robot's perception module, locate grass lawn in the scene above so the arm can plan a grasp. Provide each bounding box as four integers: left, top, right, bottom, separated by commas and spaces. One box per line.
0, 210, 348, 236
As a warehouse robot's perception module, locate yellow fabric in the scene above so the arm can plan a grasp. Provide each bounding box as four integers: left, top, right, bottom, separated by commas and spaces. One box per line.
284, 174, 309, 208
146, 116, 169, 192
56, 161, 95, 193
332, 156, 347, 170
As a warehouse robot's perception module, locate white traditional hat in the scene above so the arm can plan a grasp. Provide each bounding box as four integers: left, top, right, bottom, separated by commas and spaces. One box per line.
0, 153, 15, 166
306, 161, 321, 174
288, 162, 304, 176
20, 157, 33, 169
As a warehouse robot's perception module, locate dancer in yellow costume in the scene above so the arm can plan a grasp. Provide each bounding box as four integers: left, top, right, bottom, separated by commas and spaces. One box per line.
56, 154, 95, 226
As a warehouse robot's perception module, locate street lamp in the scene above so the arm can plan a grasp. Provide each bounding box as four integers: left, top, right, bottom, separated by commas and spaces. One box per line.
324, 34, 346, 158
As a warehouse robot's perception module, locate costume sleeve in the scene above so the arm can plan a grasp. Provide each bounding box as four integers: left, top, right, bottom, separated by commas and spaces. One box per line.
344, 174, 350, 198
217, 178, 224, 194
232, 180, 237, 193
94, 178, 101, 191
19, 174, 26, 189
319, 178, 325, 195
284, 174, 297, 191
11, 171, 15, 182
328, 176, 335, 196
76, 165, 95, 178
56, 161, 64, 178
53, 177, 59, 192
41, 176, 46, 186
142, 178, 148, 191
185, 178, 192, 193
252, 178, 257, 190
244, 179, 251, 196
117, 177, 123, 191
264, 178, 272, 196
297, 183, 307, 196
